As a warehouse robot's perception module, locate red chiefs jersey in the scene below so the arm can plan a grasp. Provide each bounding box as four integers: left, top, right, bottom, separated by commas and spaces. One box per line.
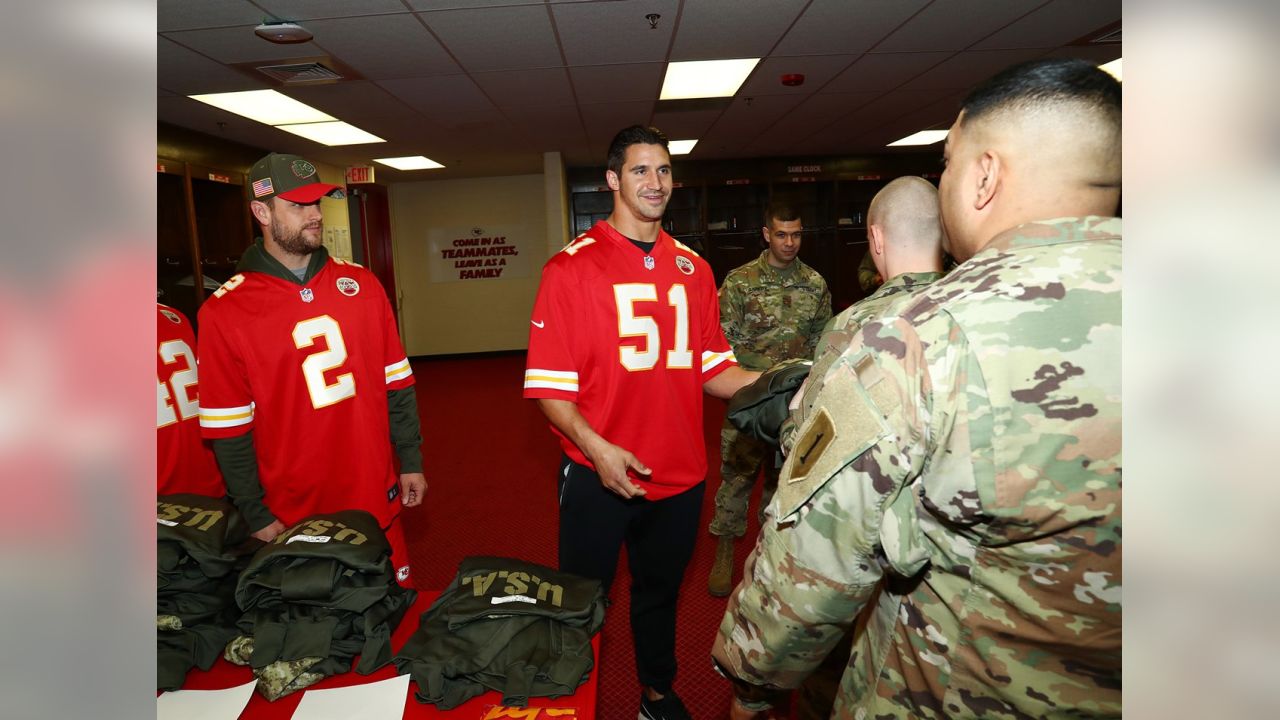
157, 303, 224, 497
523, 221, 736, 499
196, 258, 413, 528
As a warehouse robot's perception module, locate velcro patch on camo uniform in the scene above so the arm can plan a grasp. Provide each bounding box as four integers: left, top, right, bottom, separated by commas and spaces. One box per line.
773, 352, 900, 521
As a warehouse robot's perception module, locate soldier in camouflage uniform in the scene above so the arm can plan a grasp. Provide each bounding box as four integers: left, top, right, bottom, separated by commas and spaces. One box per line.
783, 176, 946, 459
712, 58, 1122, 719
785, 175, 946, 720
709, 204, 831, 597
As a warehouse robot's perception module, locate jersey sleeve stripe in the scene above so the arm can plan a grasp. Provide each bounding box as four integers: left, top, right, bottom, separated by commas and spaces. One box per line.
385, 358, 413, 384
199, 403, 254, 429
524, 369, 579, 392
701, 350, 736, 372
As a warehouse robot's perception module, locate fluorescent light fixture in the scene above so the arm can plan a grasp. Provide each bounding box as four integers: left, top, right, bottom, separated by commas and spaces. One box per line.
660, 58, 760, 100
373, 156, 445, 170
1099, 58, 1122, 81
188, 90, 334, 126
887, 130, 949, 147
275, 121, 384, 146
668, 140, 698, 155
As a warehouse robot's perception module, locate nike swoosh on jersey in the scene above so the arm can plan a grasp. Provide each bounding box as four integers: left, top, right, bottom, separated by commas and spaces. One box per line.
531, 320, 545, 328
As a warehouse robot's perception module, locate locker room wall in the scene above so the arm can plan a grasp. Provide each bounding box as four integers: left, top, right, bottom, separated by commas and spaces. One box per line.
389, 172, 552, 356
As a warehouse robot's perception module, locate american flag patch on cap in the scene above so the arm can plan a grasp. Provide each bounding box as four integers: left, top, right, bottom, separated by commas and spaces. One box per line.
252, 177, 274, 197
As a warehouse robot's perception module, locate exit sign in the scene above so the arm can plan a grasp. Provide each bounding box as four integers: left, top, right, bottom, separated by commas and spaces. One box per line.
346, 166, 376, 184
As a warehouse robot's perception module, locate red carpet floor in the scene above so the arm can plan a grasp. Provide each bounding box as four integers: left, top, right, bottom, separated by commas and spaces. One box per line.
401, 352, 773, 720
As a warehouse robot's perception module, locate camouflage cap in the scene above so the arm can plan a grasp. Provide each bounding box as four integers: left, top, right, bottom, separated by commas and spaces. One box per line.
248, 153, 345, 203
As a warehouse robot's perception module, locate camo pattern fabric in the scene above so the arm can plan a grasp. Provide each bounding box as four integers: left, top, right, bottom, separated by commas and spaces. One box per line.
781, 271, 944, 456
713, 217, 1123, 719
718, 251, 831, 371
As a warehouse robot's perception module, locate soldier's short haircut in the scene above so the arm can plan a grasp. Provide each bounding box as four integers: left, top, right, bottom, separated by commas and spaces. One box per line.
606, 125, 670, 175
765, 203, 801, 227
960, 58, 1120, 127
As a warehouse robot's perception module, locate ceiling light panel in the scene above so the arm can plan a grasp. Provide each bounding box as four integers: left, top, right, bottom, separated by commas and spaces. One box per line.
373, 156, 445, 170
660, 59, 760, 100
275, 121, 385, 146
887, 129, 949, 147
188, 90, 334, 126
668, 140, 698, 155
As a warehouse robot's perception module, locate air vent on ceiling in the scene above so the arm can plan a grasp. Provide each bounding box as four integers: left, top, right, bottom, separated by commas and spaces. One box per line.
256, 62, 344, 84
1092, 28, 1121, 43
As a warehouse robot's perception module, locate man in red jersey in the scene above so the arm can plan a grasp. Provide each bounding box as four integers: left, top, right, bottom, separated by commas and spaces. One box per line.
156, 303, 223, 497
523, 126, 760, 720
197, 152, 425, 585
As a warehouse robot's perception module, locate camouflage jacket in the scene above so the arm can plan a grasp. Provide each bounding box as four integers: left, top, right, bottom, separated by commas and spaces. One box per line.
783, 271, 944, 455
857, 251, 882, 293
719, 251, 832, 371
713, 217, 1122, 719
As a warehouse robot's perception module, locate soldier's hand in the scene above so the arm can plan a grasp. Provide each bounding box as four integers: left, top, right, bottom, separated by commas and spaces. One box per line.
587, 439, 650, 498
251, 519, 286, 543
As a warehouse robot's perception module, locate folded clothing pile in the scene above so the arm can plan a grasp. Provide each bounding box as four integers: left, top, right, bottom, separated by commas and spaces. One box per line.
395, 556, 605, 709
157, 493, 259, 691
228, 510, 417, 700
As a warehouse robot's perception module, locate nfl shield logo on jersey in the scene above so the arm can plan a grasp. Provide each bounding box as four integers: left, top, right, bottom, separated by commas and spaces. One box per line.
675, 256, 695, 275
300, 288, 314, 303
336, 277, 361, 297
643, 256, 655, 271
160, 308, 182, 324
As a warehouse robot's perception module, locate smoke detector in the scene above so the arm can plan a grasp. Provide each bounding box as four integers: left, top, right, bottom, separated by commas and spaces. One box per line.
254, 22, 313, 44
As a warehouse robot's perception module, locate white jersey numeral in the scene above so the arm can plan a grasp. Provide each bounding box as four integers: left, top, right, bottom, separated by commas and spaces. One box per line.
157, 338, 199, 427
293, 315, 356, 409
614, 283, 692, 371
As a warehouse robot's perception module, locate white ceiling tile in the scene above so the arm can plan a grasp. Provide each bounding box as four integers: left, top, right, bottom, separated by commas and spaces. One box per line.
774, 0, 930, 56
825, 52, 952, 93
304, 15, 461, 80
473, 68, 576, 108
256, 0, 408, 20
569, 63, 666, 104
738, 55, 859, 96
158, 36, 265, 95
282, 81, 412, 120
552, 0, 678, 66
669, 0, 809, 61
377, 75, 498, 127
876, 0, 1043, 52
580, 101, 656, 151
974, 0, 1120, 50
419, 6, 563, 72
158, 0, 265, 32
899, 49, 1048, 91
162, 26, 325, 64
649, 109, 724, 139
405, 0, 545, 9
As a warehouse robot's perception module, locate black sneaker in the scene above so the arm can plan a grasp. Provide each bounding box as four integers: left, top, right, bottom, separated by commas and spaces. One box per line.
639, 689, 692, 720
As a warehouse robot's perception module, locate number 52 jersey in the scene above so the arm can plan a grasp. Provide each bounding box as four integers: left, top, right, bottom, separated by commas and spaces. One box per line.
196, 258, 413, 528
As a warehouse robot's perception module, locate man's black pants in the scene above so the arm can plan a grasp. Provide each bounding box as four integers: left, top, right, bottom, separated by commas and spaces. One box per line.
557, 455, 704, 693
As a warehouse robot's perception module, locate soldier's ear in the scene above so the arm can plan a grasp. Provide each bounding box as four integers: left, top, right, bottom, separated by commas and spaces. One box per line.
974, 150, 1000, 210
868, 224, 884, 257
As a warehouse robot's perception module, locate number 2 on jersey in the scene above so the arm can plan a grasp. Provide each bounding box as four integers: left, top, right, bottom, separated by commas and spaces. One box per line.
157, 339, 199, 427
293, 316, 356, 408
614, 283, 692, 371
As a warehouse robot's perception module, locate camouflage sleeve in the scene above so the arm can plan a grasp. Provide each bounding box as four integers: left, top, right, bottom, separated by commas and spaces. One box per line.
806, 279, 833, 357
719, 273, 772, 370
711, 315, 941, 690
